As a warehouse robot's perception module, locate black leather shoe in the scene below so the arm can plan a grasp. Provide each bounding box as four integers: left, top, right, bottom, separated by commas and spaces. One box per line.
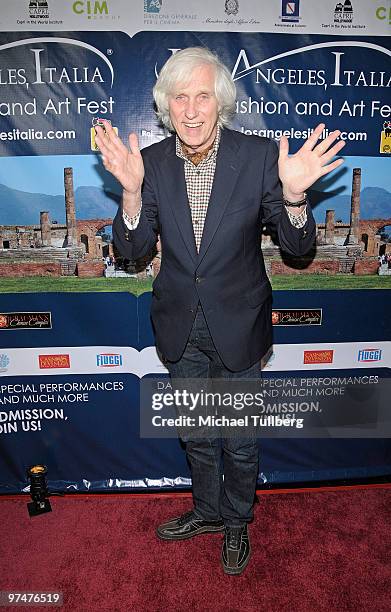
221, 524, 251, 575
157, 510, 224, 540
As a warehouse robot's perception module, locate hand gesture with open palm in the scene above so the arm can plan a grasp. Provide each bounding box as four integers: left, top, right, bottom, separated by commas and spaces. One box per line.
94, 122, 144, 196
278, 123, 346, 202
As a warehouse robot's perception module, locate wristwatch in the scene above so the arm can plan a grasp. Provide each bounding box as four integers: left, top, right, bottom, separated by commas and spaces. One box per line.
283, 193, 307, 207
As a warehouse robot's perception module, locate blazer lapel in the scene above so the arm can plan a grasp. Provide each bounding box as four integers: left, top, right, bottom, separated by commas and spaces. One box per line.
160, 141, 198, 264
197, 129, 241, 264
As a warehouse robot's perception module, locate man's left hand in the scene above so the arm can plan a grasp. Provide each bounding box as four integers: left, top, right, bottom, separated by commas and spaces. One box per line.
278, 123, 346, 202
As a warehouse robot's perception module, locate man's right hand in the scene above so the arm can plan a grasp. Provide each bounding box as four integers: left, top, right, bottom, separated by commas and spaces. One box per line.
94, 123, 144, 215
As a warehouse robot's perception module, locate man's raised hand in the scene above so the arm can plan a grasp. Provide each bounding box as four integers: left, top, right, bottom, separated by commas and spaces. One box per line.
94, 123, 144, 196
278, 123, 346, 202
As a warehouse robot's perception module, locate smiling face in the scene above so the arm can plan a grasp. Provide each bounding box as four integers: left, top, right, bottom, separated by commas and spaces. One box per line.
168, 63, 219, 153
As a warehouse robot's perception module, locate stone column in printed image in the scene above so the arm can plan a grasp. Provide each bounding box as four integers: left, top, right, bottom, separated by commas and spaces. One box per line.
347, 168, 361, 245
40, 211, 51, 246
64, 167, 77, 247
325, 209, 335, 245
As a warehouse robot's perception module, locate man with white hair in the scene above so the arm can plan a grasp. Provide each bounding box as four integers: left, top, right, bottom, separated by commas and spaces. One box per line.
95, 47, 344, 575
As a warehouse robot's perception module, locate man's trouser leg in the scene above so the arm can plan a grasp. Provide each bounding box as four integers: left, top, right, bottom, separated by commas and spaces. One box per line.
166, 305, 260, 526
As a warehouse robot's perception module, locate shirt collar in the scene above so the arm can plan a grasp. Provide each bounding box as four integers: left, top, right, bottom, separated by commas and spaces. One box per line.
175, 124, 221, 163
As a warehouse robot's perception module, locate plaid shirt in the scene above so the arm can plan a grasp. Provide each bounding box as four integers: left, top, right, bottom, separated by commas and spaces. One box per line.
175, 125, 221, 251
123, 129, 307, 238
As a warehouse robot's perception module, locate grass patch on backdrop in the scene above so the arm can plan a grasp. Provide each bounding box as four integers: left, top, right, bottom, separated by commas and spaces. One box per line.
0, 274, 389, 294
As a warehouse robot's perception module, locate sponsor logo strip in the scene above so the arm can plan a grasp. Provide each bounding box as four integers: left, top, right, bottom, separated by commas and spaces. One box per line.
0, 343, 388, 378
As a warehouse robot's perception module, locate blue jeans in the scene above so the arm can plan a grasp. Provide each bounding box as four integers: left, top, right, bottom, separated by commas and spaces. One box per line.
165, 305, 260, 526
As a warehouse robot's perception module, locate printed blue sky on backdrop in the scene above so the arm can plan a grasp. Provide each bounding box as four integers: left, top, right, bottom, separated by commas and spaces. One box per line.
0, 155, 389, 225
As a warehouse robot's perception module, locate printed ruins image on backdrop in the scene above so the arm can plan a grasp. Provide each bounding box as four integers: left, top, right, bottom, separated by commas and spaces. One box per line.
0, 166, 390, 282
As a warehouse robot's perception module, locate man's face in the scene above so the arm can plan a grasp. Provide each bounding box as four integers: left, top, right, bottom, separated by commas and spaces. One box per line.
168, 63, 219, 153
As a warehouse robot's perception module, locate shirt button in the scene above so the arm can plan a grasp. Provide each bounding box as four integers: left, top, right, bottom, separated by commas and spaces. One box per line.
194, 220, 199, 225
195, 276, 202, 283
196, 170, 200, 175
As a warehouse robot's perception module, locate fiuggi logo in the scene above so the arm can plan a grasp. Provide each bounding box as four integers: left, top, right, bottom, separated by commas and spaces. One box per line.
39, 354, 71, 369
303, 350, 334, 364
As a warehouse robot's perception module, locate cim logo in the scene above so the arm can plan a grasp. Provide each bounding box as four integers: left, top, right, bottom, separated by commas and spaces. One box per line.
375, 5, 391, 25
72, 0, 108, 16
303, 350, 334, 364
358, 349, 382, 363
96, 353, 123, 367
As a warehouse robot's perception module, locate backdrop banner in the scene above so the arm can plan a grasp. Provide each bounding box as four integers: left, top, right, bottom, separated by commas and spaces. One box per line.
0, 1, 390, 492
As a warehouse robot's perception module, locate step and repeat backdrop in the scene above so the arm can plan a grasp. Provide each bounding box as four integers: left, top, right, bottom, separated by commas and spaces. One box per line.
0, 1, 390, 492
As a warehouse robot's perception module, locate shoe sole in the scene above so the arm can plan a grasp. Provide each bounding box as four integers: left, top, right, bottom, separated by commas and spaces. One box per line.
221, 543, 251, 576
156, 525, 225, 541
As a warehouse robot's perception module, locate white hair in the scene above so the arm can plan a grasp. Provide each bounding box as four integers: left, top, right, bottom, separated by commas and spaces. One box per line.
153, 47, 237, 131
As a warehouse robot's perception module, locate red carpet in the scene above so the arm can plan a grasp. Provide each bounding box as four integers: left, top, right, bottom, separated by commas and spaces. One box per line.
1, 487, 390, 612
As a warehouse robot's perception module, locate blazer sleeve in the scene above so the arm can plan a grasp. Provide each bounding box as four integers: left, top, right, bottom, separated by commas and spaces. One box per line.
260, 139, 316, 257
112, 151, 160, 261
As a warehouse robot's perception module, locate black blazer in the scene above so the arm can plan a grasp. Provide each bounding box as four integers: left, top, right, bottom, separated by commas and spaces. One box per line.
113, 128, 316, 371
